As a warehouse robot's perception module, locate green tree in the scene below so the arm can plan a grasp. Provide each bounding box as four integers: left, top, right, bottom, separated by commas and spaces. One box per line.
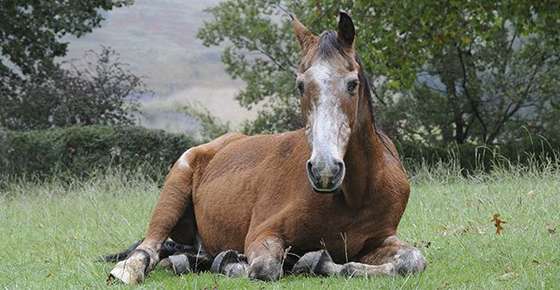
198, 0, 560, 144
354, 0, 560, 144
0, 1, 137, 130
182, 103, 230, 141
0, 0, 132, 79
1, 47, 144, 130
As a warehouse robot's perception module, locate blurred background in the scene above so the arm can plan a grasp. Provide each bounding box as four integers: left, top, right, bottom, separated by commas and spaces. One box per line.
1, 0, 559, 179
63, 0, 249, 134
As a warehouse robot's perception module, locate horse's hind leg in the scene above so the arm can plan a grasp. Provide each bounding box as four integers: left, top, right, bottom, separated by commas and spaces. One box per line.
292, 236, 426, 278
108, 151, 196, 285
158, 208, 213, 275
108, 133, 245, 285
102, 209, 195, 264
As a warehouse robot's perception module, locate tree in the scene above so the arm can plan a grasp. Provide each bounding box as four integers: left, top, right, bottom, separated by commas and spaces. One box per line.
0, 47, 144, 130
0, 1, 138, 130
354, 0, 560, 145
0, 0, 132, 79
198, 0, 560, 144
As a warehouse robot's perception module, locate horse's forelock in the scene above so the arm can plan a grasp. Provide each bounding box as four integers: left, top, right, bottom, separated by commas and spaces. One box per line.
317, 31, 345, 58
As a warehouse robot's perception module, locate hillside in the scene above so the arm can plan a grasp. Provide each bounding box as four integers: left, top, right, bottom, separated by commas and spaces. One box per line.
63, 0, 250, 133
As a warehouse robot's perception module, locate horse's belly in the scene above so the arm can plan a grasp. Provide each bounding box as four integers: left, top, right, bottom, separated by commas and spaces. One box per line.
193, 173, 258, 256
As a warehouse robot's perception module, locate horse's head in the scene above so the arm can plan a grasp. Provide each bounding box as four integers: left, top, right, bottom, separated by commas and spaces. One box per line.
293, 12, 362, 193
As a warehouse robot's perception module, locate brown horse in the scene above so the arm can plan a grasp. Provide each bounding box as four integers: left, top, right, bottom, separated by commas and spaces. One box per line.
107, 12, 426, 284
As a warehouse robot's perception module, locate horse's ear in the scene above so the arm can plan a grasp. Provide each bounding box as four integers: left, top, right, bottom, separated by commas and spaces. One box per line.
291, 14, 317, 53
337, 11, 355, 49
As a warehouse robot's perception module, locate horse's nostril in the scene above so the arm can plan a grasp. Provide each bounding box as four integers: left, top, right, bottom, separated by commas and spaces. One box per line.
306, 160, 315, 178
333, 160, 344, 178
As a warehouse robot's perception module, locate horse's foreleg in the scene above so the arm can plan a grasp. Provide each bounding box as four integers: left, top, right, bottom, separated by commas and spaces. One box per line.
292, 250, 395, 277
292, 236, 426, 278
246, 235, 286, 281
359, 235, 426, 275
108, 155, 195, 285
210, 235, 285, 281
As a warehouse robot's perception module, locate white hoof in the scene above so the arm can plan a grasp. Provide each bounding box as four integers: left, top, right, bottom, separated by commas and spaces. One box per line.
107, 251, 150, 285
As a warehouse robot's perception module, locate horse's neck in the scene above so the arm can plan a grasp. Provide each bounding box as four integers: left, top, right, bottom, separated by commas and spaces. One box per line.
341, 100, 384, 208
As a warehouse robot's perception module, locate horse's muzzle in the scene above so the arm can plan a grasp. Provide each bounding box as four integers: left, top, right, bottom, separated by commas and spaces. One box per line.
306, 159, 345, 193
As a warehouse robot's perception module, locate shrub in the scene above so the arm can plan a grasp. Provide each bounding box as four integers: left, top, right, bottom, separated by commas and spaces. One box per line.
0, 125, 198, 181
397, 137, 560, 173
0, 125, 558, 184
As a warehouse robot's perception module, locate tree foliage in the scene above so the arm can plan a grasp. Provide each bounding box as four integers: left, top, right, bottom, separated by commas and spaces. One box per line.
0, 0, 132, 78
0, 1, 142, 131
0, 47, 144, 130
198, 0, 560, 144
182, 103, 230, 141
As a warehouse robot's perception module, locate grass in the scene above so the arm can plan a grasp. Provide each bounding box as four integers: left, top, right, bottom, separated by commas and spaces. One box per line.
0, 165, 558, 289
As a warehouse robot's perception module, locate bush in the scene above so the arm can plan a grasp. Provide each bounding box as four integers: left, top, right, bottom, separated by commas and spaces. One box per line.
397, 136, 560, 173
0, 125, 198, 181
0, 125, 557, 184
1, 47, 144, 131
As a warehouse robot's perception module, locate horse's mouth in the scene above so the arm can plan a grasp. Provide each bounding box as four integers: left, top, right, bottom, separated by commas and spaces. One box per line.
308, 173, 344, 194
311, 185, 341, 194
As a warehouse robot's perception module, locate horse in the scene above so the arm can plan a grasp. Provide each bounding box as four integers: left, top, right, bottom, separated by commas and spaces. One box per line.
107, 11, 426, 284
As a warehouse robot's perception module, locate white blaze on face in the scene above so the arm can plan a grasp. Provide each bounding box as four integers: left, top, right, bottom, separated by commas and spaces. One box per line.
306, 61, 352, 164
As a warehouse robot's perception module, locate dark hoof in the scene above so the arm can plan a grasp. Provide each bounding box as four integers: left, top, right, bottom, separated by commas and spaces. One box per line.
210, 250, 248, 278
292, 250, 334, 276
166, 254, 191, 275
247, 256, 283, 281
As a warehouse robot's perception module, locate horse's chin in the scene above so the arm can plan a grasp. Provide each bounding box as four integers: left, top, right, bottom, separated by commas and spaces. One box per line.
312, 187, 341, 194
310, 180, 343, 194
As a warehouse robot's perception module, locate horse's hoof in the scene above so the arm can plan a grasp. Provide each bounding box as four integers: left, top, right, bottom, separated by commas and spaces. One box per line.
168, 254, 191, 275
292, 250, 334, 276
247, 255, 282, 281
393, 247, 427, 275
107, 250, 150, 285
210, 250, 248, 278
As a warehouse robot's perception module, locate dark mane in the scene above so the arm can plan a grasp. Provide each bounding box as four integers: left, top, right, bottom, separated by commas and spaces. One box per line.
355, 55, 376, 128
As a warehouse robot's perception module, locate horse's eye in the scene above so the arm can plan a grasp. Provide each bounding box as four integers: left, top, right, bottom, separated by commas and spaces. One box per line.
297, 81, 305, 95
347, 79, 358, 94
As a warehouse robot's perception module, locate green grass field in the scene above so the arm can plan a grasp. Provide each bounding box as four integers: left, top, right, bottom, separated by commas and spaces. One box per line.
0, 166, 558, 289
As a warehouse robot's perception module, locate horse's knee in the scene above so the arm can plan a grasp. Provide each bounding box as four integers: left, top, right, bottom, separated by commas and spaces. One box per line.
248, 255, 283, 281
393, 247, 426, 275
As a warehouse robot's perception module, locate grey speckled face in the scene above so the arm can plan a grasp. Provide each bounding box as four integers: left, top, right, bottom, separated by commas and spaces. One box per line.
293, 11, 358, 193
301, 59, 358, 193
